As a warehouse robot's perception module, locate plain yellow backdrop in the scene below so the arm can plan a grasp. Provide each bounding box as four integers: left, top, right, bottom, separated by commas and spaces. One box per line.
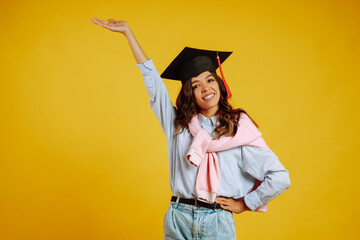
1, 0, 359, 239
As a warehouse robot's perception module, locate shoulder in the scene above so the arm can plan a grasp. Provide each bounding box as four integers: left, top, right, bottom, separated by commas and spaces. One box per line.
239, 112, 250, 119
237, 112, 263, 139
238, 112, 253, 126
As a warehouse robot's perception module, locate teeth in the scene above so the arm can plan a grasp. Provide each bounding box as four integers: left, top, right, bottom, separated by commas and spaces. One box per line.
204, 94, 214, 100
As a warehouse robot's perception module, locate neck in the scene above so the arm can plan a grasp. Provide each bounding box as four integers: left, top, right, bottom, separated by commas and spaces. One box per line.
200, 106, 219, 118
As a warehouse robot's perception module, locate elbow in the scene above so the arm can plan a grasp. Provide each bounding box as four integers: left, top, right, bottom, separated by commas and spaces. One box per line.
272, 170, 290, 192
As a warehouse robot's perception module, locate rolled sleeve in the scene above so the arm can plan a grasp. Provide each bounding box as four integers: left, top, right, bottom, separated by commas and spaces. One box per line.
244, 190, 264, 211
136, 58, 157, 97
241, 145, 291, 211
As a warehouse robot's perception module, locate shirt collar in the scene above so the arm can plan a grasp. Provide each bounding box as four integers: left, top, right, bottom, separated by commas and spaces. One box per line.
198, 113, 218, 127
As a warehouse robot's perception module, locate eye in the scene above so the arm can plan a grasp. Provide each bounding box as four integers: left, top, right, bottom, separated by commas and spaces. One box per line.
208, 78, 215, 83
192, 84, 200, 90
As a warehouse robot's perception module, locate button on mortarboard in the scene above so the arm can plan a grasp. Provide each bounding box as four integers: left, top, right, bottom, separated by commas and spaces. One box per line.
160, 47, 232, 83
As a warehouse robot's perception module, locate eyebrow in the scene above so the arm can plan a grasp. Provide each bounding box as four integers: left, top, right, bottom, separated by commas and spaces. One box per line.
191, 80, 200, 84
205, 74, 213, 79
191, 74, 213, 84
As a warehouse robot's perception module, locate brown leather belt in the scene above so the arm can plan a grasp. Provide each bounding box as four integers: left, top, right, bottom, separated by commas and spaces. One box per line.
171, 196, 222, 210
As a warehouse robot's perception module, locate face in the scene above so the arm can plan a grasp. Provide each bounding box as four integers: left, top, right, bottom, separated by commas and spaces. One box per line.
191, 71, 221, 116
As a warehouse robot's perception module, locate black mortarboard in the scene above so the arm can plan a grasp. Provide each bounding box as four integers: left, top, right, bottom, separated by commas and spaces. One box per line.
160, 47, 233, 98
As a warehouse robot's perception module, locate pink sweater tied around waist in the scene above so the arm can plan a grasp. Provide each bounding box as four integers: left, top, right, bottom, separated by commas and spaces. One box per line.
186, 113, 270, 212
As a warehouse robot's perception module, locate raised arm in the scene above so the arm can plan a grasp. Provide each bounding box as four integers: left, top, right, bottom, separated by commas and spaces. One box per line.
91, 18, 148, 64
91, 18, 176, 141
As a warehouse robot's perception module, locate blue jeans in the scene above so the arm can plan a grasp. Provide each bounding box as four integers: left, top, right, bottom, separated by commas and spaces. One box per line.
163, 200, 236, 240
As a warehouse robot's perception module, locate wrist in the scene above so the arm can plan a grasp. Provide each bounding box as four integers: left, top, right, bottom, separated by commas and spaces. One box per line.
123, 28, 133, 38
242, 198, 250, 211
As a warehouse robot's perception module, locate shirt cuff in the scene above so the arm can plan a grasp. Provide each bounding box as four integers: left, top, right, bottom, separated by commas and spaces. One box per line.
136, 58, 155, 74
244, 190, 263, 211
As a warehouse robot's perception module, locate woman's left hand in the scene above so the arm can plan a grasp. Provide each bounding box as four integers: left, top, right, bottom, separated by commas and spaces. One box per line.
215, 197, 250, 214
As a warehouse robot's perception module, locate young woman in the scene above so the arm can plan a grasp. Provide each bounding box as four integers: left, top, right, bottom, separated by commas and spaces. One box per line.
91, 18, 291, 240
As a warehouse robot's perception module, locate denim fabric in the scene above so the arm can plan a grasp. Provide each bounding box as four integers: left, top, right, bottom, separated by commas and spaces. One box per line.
164, 201, 236, 240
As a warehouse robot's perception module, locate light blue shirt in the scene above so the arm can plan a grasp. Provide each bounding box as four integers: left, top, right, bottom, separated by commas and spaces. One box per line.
136, 58, 290, 211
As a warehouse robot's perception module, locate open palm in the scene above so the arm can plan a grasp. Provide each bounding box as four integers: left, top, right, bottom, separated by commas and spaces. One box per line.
91, 18, 130, 34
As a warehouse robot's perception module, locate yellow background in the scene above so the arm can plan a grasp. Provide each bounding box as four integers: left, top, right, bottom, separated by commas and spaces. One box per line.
1, 0, 359, 239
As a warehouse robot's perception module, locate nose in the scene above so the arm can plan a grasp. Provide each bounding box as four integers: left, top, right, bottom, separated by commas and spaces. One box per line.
202, 83, 210, 93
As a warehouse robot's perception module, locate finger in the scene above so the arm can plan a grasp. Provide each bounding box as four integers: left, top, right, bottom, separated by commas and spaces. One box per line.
220, 204, 231, 211
107, 19, 117, 23
215, 198, 225, 204
215, 197, 227, 202
91, 18, 106, 24
91, 18, 107, 26
216, 200, 229, 206
215, 198, 229, 204
93, 18, 110, 26
92, 19, 114, 30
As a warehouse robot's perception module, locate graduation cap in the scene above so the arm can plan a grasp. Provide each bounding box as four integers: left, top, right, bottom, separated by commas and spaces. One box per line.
160, 47, 233, 98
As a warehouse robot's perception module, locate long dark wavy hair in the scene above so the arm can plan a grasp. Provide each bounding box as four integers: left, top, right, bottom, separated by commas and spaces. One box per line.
174, 72, 259, 139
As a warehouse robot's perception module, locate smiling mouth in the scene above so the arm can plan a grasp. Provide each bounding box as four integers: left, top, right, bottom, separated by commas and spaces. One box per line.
203, 93, 215, 100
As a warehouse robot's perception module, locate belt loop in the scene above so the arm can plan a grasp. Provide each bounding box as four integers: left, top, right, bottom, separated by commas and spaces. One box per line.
174, 197, 180, 208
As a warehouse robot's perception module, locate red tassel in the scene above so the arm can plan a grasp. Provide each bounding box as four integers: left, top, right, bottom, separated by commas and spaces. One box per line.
216, 51, 232, 98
